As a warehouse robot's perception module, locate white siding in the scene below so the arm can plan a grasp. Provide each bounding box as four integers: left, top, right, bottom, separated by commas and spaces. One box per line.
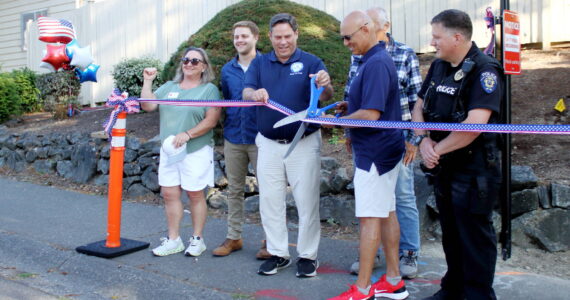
1, 0, 568, 105
0, 0, 76, 71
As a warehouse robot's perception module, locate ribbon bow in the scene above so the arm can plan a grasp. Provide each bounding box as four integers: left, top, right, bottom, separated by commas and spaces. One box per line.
103, 89, 140, 138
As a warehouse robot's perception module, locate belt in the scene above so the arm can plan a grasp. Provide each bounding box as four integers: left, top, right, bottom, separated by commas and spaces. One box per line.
270, 130, 316, 144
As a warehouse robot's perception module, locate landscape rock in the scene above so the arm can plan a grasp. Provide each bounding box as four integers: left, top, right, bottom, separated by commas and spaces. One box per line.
207, 189, 228, 210
214, 162, 228, 187
138, 140, 160, 155
537, 185, 551, 209
514, 208, 570, 252
66, 132, 83, 144
320, 169, 333, 195
93, 175, 109, 186
36, 147, 49, 159
127, 183, 153, 197
321, 157, 340, 172
126, 137, 141, 151
330, 167, 351, 193
319, 194, 356, 226
56, 161, 74, 179
551, 183, 570, 209
123, 176, 141, 190
244, 195, 260, 213
141, 168, 159, 192
138, 155, 158, 170
244, 176, 258, 194
70, 144, 97, 183
2, 149, 25, 172
123, 149, 138, 163
100, 144, 110, 158
511, 165, 539, 191
25, 149, 38, 163
97, 159, 109, 175
123, 163, 142, 176
511, 188, 540, 215
33, 159, 55, 174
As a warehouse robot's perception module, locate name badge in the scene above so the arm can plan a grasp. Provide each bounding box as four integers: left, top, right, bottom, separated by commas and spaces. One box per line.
167, 92, 179, 99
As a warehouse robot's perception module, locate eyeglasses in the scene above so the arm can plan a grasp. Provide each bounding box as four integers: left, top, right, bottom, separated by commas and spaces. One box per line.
341, 23, 368, 41
181, 57, 203, 66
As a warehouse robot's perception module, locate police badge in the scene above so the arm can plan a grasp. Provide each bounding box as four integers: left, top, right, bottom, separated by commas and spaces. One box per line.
454, 69, 464, 81
480, 71, 498, 94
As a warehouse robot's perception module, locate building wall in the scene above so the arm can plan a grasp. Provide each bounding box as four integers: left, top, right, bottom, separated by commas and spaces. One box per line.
0, 0, 78, 71
1, 0, 568, 105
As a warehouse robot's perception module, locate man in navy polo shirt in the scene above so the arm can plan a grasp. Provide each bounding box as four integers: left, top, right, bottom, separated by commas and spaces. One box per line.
213, 21, 271, 259
329, 11, 407, 300
242, 13, 333, 278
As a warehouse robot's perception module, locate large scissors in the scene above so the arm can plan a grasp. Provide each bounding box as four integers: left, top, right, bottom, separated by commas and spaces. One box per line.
273, 76, 339, 158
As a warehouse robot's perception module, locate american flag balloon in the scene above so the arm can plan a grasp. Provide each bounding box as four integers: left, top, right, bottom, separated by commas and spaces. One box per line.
37, 16, 76, 44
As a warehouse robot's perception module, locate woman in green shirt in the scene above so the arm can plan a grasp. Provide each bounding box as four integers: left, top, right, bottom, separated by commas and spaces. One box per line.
141, 47, 221, 257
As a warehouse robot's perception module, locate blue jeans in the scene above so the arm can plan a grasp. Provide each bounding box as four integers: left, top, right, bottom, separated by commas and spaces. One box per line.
395, 157, 420, 254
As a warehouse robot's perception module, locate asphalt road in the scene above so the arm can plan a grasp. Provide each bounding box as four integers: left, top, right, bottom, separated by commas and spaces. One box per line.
1, 177, 568, 300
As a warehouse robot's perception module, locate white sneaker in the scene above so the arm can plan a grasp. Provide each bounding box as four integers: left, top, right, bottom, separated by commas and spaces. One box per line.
152, 237, 185, 256
184, 236, 207, 257
350, 255, 383, 275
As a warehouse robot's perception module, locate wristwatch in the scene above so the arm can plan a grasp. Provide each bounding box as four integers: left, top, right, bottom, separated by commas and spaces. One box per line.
411, 134, 427, 146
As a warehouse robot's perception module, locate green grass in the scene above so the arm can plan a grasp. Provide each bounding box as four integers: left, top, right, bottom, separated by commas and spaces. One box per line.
17, 272, 37, 279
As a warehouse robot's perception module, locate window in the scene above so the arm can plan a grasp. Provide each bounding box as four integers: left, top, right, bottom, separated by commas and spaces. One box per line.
21, 10, 48, 51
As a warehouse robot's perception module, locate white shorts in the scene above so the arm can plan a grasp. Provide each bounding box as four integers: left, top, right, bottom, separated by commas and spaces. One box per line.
354, 162, 401, 218
158, 145, 214, 191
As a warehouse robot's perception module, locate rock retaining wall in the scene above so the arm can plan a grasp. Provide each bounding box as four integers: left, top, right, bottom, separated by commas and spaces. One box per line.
1, 129, 568, 252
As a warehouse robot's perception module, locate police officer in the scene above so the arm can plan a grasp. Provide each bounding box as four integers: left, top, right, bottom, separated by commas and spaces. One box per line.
411, 9, 503, 300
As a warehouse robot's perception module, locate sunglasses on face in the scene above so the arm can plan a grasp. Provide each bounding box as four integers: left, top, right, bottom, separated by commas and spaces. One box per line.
341, 23, 368, 41
181, 57, 203, 66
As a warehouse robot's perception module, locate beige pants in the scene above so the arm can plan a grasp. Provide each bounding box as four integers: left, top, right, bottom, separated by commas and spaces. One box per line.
223, 139, 258, 240
255, 131, 322, 260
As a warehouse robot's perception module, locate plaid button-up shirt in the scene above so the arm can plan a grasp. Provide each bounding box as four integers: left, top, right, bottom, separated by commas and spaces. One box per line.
343, 34, 422, 140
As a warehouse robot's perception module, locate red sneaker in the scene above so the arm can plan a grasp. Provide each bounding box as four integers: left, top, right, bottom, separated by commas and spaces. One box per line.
372, 274, 409, 299
328, 284, 374, 300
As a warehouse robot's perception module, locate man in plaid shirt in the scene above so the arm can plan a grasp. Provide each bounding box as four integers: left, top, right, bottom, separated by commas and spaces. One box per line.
346, 7, 423, 279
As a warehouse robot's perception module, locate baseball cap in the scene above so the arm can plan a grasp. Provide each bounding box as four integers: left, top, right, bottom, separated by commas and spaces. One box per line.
162, 135, 187, 165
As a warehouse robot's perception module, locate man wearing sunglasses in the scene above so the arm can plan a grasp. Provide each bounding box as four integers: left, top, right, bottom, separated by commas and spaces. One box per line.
213, 20, 271, 259
346, 7, 423, 280
243, 13, 333, 278
329, 11, 406, 300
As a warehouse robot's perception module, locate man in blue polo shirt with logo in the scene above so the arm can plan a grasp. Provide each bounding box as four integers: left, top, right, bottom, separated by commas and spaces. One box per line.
242, 13, 333, 278
329, 11, 407, 300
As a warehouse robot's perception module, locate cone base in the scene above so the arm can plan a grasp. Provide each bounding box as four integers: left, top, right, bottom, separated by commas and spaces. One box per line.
76, 238, 149, 259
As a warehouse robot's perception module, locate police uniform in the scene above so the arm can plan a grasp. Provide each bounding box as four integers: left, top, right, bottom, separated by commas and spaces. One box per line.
418, 42, 503, 300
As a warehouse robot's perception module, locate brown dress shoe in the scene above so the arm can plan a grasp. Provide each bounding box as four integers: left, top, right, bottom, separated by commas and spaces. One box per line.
212, 239, 243, 256
256, 239, 272, 260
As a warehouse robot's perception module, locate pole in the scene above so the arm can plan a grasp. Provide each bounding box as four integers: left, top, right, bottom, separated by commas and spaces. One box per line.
76, 110, 149, 258
499, 0, 512, 261
106, 111, 127, 247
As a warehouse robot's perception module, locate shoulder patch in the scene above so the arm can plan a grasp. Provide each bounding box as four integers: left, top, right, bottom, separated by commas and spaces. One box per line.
480, 71, 498, 94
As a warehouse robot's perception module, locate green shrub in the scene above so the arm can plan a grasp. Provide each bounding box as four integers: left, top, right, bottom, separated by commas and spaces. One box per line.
11, 68, 40, 113
112, 56, 165, 98
0, 74, 21, 123
35, 70, 81, 112
162, 0, 351, 105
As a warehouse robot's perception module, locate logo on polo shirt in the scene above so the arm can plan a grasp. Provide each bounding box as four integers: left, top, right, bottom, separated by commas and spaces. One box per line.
436, 85, 457, 95
290, 62, 304, 75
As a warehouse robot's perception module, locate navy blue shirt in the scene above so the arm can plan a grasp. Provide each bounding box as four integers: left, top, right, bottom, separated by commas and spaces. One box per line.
348, 42, 405, 175
244, 48, 327, 141
221, 55, 258, 144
